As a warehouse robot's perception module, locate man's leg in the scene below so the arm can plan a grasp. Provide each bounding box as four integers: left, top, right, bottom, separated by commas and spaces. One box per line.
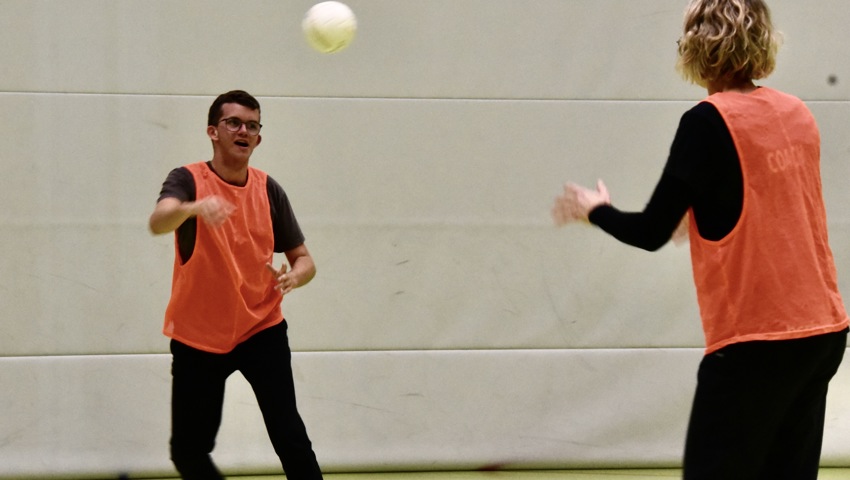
170, 340, 230, 480
237, 322, 323, 480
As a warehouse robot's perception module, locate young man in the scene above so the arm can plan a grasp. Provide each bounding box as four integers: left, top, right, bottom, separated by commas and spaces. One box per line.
150, 90, 323, 480
552, 1, 848, 478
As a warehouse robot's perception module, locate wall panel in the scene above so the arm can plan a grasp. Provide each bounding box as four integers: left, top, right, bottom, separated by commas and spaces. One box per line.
2, 95, 849, 355
0, 1, 846, 100
3, 350, 850, 477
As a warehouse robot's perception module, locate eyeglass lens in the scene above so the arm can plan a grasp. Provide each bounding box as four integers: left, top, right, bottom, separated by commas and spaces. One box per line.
223, 117, 261, 135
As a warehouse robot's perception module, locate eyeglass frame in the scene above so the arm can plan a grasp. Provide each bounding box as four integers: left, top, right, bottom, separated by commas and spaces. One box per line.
218, 117, 262, 136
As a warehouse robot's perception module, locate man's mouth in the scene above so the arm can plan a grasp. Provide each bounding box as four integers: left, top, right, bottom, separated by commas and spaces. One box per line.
235, 140, 249, 147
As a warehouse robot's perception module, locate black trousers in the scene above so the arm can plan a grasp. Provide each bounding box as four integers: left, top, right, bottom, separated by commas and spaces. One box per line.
169, 321, 323, 480
683, 328, 847, 480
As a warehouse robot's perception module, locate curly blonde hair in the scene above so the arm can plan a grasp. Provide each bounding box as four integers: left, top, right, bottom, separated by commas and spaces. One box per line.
676, 0, 782, 86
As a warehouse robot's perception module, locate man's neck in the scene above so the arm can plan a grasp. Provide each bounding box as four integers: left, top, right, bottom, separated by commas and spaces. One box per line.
208, 157, 248, 186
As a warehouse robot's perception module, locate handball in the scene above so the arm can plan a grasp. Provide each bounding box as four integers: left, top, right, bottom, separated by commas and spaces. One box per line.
302, 2, 357, 54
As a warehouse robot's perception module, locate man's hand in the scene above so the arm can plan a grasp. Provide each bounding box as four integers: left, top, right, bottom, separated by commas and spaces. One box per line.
149, 195, 235, 234
192, 196, 235, 227
266, 262, 295, 296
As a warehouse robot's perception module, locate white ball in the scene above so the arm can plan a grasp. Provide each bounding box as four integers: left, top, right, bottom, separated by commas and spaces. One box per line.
302, 1, 357, 54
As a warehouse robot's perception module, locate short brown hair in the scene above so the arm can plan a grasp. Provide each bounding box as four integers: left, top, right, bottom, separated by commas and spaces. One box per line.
207, 90, 261, 126
676, 0, 781, 86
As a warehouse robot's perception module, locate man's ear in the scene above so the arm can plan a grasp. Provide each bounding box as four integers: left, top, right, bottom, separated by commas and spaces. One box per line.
255, 134, 262, 147
207, 125, 218, 140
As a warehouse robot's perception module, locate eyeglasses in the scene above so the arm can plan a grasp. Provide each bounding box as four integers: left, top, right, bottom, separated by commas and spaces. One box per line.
219, 117, 262, 136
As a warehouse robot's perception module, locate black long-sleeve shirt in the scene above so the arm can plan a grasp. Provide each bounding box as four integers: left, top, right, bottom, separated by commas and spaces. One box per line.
588, 101, 744, 251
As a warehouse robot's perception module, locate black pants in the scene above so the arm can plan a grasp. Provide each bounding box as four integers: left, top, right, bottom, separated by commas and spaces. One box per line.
683, 328, 847, 480
169, 321, 323, 480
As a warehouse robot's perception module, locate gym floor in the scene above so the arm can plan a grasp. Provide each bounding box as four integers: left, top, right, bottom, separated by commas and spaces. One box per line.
128, 468, 850, 479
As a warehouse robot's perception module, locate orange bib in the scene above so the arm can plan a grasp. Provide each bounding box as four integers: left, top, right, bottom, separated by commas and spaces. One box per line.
689, 88, 848, 354
163, 162, 283, 353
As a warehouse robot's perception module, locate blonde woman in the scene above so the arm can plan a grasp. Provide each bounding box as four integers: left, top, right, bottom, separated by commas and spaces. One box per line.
552, 0, 849, 478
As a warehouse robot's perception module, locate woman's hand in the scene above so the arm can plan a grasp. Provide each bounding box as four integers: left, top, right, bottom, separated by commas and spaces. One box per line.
552, 179, 611, 226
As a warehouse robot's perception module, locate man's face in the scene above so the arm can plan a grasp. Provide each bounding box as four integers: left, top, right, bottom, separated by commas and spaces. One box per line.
208, 102, 262, 163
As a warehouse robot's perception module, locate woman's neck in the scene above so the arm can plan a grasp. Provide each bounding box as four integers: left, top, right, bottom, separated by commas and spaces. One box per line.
707, 79, 757, 95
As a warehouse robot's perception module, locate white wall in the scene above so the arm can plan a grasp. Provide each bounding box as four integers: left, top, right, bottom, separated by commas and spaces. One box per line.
1, 1, 849, 477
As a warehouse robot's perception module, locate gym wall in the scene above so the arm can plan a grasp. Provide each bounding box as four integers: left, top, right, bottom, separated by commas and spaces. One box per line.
1, 1, 849, 477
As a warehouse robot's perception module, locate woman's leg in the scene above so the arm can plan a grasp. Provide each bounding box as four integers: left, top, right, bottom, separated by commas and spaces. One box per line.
683, 330, 847, 480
